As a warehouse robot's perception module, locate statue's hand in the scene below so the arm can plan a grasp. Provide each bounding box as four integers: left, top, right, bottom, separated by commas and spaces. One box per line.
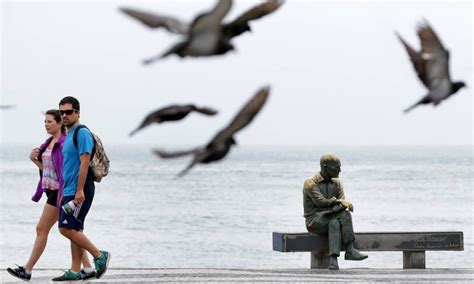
336, 199, 353, 212
332, 204, 345, 213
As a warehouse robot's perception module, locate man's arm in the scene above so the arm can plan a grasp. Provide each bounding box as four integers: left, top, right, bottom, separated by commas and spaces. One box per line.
75, 153, 91, 204
333, 179, 353, 212
74, 128, 94, 204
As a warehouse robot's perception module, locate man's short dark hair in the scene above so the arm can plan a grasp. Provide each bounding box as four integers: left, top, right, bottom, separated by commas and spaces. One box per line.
59, 96, 80, 110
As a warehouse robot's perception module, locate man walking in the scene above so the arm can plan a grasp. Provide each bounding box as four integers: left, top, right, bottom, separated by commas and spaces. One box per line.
53, 96, 110, 281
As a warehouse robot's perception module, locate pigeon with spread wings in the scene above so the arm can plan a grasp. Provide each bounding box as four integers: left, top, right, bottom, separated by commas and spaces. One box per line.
130, 104, 218, 136
120, 0, 284, 63
120, 0, 283, 38
396, 19, 466, 113
154, 86, 270, 177
121, 0, 233, 64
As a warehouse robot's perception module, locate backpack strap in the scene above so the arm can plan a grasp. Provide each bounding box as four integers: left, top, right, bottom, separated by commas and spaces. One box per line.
73, 125, 96, 159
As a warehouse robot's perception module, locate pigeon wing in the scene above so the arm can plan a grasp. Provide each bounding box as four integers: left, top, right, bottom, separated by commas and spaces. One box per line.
211, 86, 270, 145
396, 32, 430, 89
120, 7, 188, 34
130, 109, 165, 136
189, 0, 232, 35
223, 0, 283, 38
142, 40, 189, 64
417, 20, 451, 89
153, 147, 202, 159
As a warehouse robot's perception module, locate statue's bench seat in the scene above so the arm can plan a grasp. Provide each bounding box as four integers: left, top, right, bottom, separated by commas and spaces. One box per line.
273, 231, 463, 269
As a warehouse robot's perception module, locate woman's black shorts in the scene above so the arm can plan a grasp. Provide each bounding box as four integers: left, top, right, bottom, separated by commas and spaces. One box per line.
44, 188, 58, 207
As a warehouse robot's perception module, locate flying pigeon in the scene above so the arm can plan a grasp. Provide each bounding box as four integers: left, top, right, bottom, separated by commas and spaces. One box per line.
120, 0, 284, 63
154, 86, 270, 176
120, 0, 283, 38
130, 104, 218, 136
396, 19, 466, 113
121, 0, 233, 64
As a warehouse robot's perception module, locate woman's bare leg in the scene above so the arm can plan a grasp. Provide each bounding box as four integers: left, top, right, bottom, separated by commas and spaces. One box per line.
24, 204, 58, 272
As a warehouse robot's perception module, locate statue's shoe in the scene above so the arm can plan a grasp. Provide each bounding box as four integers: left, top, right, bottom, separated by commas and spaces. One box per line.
328, 256, 339, 270
345, 249, 368, 261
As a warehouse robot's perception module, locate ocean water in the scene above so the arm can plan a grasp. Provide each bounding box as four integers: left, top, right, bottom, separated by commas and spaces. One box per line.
0, 144, 473, 270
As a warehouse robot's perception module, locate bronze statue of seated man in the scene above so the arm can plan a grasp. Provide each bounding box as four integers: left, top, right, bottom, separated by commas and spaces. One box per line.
303, 153, 368, 270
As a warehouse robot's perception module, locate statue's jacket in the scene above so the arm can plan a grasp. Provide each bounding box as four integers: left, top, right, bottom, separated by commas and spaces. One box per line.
303, 172, 345, 224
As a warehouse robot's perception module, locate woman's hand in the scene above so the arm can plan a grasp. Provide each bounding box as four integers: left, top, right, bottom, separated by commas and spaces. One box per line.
30, 147, 40, 161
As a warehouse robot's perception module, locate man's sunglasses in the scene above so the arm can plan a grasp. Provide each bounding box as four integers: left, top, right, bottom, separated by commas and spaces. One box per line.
59, 109, 77, 115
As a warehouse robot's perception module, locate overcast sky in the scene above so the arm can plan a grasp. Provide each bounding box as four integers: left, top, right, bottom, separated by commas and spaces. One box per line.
1, 0, 472, 146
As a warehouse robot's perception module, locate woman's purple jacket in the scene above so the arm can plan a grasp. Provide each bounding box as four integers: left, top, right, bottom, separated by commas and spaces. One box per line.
31, 134, 65, 208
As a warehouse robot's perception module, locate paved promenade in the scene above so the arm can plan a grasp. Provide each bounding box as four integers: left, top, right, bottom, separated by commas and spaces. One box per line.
1, 268, 473, 283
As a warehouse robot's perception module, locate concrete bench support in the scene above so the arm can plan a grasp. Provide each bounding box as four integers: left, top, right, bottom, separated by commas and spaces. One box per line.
273, 231, 463, 269
403, 251, 425, 269
310, 251, 329, 269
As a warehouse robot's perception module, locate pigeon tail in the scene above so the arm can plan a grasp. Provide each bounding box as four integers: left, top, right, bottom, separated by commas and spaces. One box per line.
143, 44, 183, 64
451, 81, 467, 94
143, 54, 163, 65
145, 41, 188, 64
403, 102, 421, 113
403, 95, 431, 113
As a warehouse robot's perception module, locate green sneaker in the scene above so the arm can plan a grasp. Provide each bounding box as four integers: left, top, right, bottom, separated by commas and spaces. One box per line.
94, 250, 111, 279
52, 270, 82, 281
